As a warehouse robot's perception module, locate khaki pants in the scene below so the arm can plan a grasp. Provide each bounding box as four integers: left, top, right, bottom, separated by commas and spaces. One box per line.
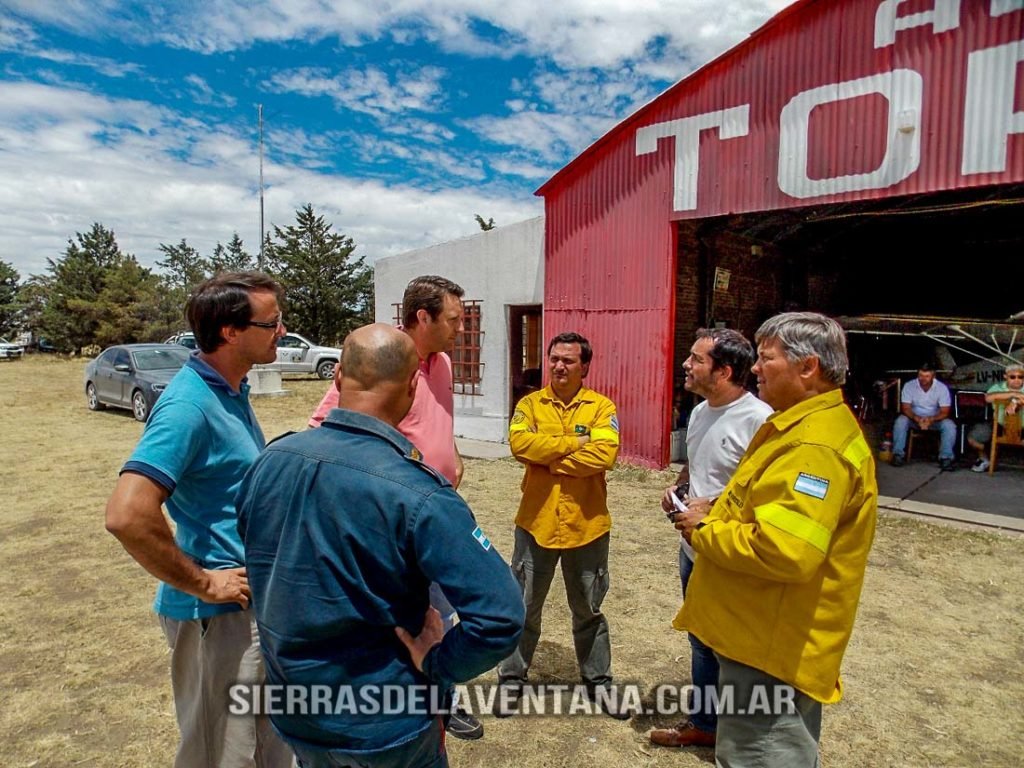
498, 528, 612, 688
714, 655, 822, 768
160, 611, 293, 768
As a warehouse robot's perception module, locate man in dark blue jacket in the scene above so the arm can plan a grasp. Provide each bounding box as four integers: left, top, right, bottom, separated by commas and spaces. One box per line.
237, 323, 524, 768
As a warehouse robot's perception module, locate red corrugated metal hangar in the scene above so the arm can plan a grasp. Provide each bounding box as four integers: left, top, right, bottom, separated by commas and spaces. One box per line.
536, 0, 1024, 467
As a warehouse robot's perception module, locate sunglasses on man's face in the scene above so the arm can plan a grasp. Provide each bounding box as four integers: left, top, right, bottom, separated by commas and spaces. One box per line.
247, 316, 283, 329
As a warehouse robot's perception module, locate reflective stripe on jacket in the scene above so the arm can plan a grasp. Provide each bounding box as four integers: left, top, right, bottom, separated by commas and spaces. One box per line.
675, 388, 877, 703
509, 386, 619, 548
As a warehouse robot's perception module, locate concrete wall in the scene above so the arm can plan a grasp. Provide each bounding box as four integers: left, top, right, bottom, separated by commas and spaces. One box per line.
374, 216, 544, 442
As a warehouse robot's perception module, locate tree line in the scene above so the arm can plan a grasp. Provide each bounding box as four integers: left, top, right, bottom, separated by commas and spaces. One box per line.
0, 204, 373, 353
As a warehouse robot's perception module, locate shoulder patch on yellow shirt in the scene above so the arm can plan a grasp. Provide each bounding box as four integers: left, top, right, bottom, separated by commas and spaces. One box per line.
511, 410, 527, 425
794, 472, 829, 500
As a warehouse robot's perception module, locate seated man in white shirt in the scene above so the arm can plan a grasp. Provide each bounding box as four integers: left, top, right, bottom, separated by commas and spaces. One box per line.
891, 363, 957, 471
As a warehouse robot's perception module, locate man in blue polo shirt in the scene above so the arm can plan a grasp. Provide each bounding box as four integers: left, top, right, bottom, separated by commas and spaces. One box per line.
105, 271, 292, 768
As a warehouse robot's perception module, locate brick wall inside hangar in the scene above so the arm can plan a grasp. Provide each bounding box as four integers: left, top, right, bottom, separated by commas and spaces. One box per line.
672, 222, 784, 393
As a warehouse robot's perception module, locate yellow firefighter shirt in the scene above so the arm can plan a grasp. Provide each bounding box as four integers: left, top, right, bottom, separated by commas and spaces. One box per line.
509, 386, 620, 549
675, 388, 878, 703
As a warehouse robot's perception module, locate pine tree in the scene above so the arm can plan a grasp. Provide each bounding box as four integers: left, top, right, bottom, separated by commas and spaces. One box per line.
37, 223, 125, 352
0, 260, 19, 337
265, 204, 373, 345
210, 233, 255, 274
93, 255, 165, 346
156, 239, 210, 293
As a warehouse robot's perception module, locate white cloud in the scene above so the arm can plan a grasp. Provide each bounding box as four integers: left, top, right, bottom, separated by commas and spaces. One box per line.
461, 109, 614, 163
184, 74, 237, 108
0, 81, 539, 277
342, 132, 488, 183
9, 1, 791, 72
490, 156, 555, 180
0, 12, 38, 49
267, 64, 447, 119
456, 66, 664, 167
2, 1, 123, 36
1, 8, 141, 78
385, 118, 456, 145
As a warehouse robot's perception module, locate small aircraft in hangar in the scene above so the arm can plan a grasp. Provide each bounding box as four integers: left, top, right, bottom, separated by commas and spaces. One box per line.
837, 312, 1024, 396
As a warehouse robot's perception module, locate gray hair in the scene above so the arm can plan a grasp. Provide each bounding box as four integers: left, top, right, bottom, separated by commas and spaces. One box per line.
1006, 361, 1024, 375
755, 312, 848, 386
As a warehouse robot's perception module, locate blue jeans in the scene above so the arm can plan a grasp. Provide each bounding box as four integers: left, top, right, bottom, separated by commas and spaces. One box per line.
892, 414, 956, 460
291, 718, 447, 768
679, 547, 718, 734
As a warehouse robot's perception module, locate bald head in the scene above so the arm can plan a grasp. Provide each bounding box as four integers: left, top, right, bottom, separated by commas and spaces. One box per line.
336, 323, 419, 426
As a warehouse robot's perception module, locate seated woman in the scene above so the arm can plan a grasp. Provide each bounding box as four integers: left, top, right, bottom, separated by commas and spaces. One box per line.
966, 362, 1024, 472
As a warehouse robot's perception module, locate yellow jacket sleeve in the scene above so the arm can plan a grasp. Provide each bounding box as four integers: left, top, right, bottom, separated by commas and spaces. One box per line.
549, 399, 620, 477
692, 444, 852, 583
509, 396, 579, 465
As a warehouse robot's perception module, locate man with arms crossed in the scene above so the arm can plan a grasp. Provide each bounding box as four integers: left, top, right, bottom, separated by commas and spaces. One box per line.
237, 324, 524, 768
677, 312, 877, 767
650, 328, 772, 749
105, 272, 292, 768
307, 275, 481, 738
497, 332, 626, 718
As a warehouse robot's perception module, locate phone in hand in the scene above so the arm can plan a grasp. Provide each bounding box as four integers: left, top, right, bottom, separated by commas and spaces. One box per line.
666, 489, 687, 521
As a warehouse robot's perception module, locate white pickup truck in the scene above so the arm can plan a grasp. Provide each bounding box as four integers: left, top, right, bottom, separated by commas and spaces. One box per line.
0, 337, 24, 360
167, 331, 341, 379
264, 332, 341, 379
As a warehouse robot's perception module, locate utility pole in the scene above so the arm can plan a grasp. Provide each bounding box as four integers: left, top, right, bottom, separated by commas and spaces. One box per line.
258, 103, 265, 270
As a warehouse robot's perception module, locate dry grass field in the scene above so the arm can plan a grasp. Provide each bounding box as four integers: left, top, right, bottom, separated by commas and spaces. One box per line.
1, 355, 1022, 767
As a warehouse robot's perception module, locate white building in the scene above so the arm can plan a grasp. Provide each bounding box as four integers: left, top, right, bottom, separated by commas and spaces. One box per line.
374, 217, 544, 443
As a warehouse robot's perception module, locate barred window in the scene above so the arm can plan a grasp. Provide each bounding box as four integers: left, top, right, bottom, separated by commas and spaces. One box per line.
452, 301, 483, 395
392, 303, 403, 326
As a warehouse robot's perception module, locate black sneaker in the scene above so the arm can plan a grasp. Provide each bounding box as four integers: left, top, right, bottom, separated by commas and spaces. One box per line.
938, 458, 955, 472
585, 685, 633, 721
446, 705, 484, 740
890, 454, 905, 467
491, 684, 522, 719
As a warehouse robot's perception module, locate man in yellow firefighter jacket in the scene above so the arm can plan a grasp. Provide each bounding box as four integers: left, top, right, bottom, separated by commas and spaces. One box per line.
497, 331, 627, 719
675, 312, 877, 767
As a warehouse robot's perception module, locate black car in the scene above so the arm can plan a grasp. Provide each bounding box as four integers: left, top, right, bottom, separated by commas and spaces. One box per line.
84, 343, 191, 422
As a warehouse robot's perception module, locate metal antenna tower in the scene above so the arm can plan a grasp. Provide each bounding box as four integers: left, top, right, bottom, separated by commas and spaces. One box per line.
258, 104, 265, 270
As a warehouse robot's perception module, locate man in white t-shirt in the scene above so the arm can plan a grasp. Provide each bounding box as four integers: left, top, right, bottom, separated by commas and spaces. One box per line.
650, 328, 772, 750
891, 363, 957, 471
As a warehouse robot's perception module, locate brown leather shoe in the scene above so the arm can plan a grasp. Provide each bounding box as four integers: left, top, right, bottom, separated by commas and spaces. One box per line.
649, 720, 716, 748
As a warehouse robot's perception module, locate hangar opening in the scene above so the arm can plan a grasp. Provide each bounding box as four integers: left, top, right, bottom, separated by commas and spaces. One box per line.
670, 182, 1024, 444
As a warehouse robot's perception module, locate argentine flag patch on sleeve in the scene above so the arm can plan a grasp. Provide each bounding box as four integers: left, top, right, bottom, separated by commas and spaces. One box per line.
472, 526, 492, 551
794, 472, 829, 500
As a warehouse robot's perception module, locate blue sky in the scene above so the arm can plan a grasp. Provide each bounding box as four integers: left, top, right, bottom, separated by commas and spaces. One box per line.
0, 0, 788, 277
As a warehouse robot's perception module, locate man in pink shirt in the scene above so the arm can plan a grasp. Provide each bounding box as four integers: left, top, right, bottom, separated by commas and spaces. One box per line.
308, 275, 484, 737
309, 275, 465, 486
